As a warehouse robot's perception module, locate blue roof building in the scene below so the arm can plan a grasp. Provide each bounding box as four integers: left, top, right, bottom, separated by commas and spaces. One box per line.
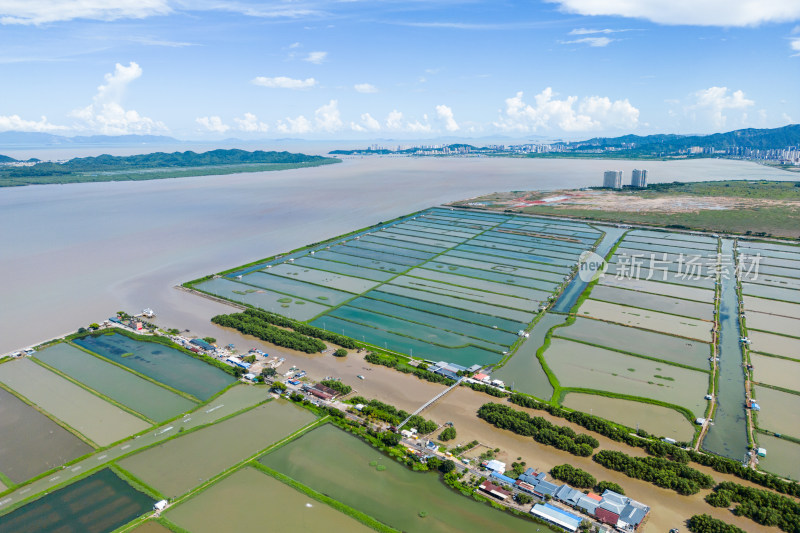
191, 338, 215, 351
490, 472, 516, 486
530, 503, 582, 532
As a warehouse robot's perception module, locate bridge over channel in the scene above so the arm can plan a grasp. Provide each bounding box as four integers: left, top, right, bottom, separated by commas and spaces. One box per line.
397, 376, 465, 429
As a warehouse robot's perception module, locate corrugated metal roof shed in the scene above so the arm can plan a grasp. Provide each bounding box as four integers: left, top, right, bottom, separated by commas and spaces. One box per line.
530, 503, 581, 532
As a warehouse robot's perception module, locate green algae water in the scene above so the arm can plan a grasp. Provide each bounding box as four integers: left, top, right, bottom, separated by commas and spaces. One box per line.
260, 424, 556, 533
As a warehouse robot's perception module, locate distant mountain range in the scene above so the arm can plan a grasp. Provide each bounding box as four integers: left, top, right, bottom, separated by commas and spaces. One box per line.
561, 124, 800, 152
0, 131, 181, 146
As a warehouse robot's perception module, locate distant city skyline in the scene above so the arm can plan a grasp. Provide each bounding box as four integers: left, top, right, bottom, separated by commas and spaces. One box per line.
1, 0, 799, 140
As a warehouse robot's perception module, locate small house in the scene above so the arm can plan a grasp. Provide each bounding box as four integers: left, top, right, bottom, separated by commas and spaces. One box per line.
478, 481, 511, 501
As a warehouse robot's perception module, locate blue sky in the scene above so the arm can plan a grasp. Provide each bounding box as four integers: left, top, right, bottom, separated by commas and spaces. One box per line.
1, 0, 799, 140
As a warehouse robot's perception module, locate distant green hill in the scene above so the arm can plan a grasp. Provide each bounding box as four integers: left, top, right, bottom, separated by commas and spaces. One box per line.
0, 149, 339, 186
565, 124, 800, 152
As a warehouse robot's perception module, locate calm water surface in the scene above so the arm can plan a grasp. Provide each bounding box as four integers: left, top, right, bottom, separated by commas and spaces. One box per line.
0, 156, 793, 353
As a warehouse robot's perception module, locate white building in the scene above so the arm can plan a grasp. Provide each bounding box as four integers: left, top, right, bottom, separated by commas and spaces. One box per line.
603, 170, 623, 189
631, 169, 648, 188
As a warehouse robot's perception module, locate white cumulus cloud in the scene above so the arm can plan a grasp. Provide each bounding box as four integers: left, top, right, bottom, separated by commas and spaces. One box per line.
70, 61, 167, 134
0, 0, 170, 25
384, 110, 431, 133
494, 88, 639, 132
304, 51, 327, 64
234, 112, 269, 132
350, 113, 381, 132
791, 37, 800, 55
354, 83, 378, 93
548, 0, 800, 27
314, 100, 342, 132
276, 115, 313, 135
0, 114, 67, 132
569, 28, 628, 34
195, 116, 230, 133
252, 76, 317, 89
688, 86, 754, 128
435, 105, 460, 132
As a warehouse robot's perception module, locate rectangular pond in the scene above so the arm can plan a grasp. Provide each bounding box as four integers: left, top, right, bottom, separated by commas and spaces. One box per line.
0, 468, 153, 533
748, 330, 800, 359
756, 434, 800, 481
599, 276, 714, 303
35, 343, 197, 423
589, 284, 713, 320
420, 263, 558, 291
308, 315, 502, 367
292, 256, 395, 281
390, 276, 539, 311
118, 400, 316, 498
73, 333, 236, 401
264, 263, 380, 294
577, 300, 712, 342
311, 249, 409, 273
407, 268, 550, 301
0, 386, 92, 484
242, 271, 356, 304
751, 354, 800, 392
0, 358, 150, 447
753, 386, 800, 439
554, 317, 711, 370
544, 338, 709, 417
562, 393, 695, 441
743, 295, 800, 319
434, 254, 566, 282
259, 424, 555, 533
193, 277, 330, 321
745, 311, 800, 339
166, 467, 374, 533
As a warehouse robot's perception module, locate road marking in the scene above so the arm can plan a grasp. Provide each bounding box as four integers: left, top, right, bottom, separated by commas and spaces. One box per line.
183, 417, 191, 422
20, 489, 30, 494
205, 405, 223, 413
156, 426, 174, 435
49, 475, 60, 481
97, 454, 107, 460
71, 466, 82, 472
121, 444, 130, 450
0, 498, 12, 506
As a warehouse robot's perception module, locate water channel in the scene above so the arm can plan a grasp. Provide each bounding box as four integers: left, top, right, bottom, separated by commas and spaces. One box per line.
702, 238, 749, 461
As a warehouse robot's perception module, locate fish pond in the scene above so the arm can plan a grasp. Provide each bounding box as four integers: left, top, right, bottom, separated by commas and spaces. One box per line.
73, 333, 235, 401
0, 468, 153, 533
119, 400, 315, 498
259, 424, 557, 533
35, 343, 197, 422
0, 358, 150, 447
0, 386, 92, 485
756, 434, 800, 481
166, 467, 374, 533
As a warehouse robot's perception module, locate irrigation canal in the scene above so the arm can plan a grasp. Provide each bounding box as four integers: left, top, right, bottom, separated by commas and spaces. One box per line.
702, 238, 749, 461
551, 225, 626, 313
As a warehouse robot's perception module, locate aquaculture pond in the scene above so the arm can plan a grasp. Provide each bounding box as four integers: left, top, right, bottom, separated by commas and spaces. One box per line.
555, 317, 710, 370
119, 400, 315, 498
750, 353, 800, 392
0, 386, 92, 484
753, 386, 800, 440
260, 424, 557, 533
35, 343, 196, 423
265, 263, 380, 293
544, 338, 708, 417
588, 285, 713, 320
192, 277, 329, 320
748, 330, 800, 359
0, 468, 153, 533
562, 393, 695, 441
492, 313, 566, 400
756, 434, 800, 481
0, 358, 149, 447
577, 299, 712, 342
743, 311, 800, 339
166, 467, 373, 533
73, 333, 235, 401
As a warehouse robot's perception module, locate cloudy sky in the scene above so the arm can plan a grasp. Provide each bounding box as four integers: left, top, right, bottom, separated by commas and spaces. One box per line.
1, 0, 799, 140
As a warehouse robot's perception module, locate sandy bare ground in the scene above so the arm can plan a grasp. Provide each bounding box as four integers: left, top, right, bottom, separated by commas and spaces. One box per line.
460, 189, 800, 214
